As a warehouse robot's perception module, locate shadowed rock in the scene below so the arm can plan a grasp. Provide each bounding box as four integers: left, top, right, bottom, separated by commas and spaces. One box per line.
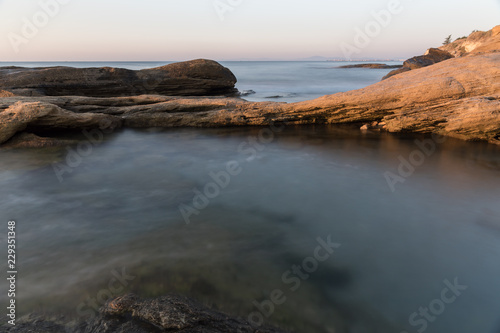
3, 294, 288, 333
383, 48, 454, 80
0, 59, 238, 97
1, 132, 79, 149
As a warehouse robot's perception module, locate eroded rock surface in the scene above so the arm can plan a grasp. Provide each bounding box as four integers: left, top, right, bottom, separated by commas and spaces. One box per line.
0, 59, 238, 97
1, 26, 499, 147
3, 294, 288, 333
1, 52, 498, 145
440, 25, 500, 57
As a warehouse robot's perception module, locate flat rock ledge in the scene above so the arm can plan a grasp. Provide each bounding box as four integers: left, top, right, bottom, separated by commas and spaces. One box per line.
1, 294, 288, 333
1, 52, 499, 147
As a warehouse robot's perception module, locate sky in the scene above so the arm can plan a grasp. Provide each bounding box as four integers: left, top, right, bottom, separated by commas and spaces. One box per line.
0, 0, 499, 61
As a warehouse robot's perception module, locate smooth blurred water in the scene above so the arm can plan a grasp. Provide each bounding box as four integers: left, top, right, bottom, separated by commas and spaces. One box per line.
0, 126, 499, 333
224, 61, 402, 102
0, 60, 498, 332
0, 60, 400, 103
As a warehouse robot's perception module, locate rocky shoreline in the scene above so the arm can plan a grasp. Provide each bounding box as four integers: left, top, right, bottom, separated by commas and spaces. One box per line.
1, 26, 499, 147
1, 51, 499, 147
1, 25, 499, 332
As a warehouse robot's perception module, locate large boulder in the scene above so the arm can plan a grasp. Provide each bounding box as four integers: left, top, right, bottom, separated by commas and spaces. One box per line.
0, 59, 238, 97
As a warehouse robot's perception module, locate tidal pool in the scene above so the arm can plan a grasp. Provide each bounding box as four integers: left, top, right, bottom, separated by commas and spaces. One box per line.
1, 126, 499, 333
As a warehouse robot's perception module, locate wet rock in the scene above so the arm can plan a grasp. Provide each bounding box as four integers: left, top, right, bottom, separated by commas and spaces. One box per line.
360, 121, 387, 131
3, 294, 289, 333
240, 90, 257, 96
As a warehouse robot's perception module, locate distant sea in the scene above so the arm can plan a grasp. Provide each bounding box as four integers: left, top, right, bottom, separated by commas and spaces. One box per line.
0, 61, 402, 102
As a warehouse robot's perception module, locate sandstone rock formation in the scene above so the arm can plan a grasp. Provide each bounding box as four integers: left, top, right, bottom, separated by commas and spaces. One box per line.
0, 59, 238, 97
383, 25, 500, 80
440, 25, 500, 56
0, 90, 15, 97
1, 51, 498, 146
1, 26, 499, 147
382, 48, 454, 79
3, 294, 288, 333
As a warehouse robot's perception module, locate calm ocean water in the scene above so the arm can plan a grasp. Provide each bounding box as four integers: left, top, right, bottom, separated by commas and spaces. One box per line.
0, 62, 499, 333
0, 60, 402, 102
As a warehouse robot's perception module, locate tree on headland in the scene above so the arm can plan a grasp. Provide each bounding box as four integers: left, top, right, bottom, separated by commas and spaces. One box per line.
443, 35, 452, 45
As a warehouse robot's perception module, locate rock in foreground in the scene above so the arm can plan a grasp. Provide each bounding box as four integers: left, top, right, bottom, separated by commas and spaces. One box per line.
0, 59, 238, 97
3, 294, 288, 333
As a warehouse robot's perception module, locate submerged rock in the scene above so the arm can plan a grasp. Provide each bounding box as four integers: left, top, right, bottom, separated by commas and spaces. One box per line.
3, 294, 288, 333
0, 59, 238, 97
239, 89, 257, 96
